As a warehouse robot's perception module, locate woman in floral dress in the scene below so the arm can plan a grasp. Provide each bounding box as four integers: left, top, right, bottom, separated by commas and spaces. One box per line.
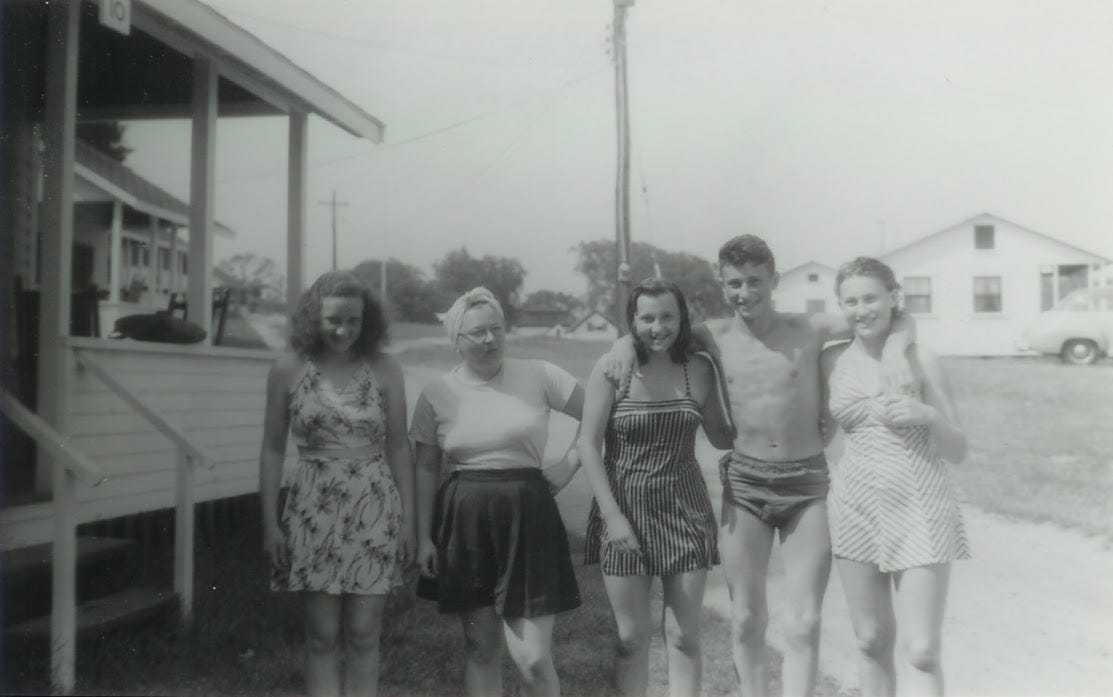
259, 271, 414, 697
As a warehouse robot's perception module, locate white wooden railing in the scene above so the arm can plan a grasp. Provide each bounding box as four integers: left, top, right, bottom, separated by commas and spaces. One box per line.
73, 349, 214, 624
0, 389, 105, 696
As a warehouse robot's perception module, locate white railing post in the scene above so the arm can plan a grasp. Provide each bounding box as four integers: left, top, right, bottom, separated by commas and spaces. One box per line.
174, 449, 195, 624
50, 468, 78, 696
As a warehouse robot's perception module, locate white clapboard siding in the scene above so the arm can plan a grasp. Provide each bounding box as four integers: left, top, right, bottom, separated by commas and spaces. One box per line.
69, 408, 265, 436
0, 339, 310, 550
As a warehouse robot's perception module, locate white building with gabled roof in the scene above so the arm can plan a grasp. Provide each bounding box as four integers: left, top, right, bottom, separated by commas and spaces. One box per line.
879, 213, 1112, 356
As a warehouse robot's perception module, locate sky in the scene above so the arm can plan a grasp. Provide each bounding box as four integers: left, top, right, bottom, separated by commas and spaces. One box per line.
121, 0, 1113, 297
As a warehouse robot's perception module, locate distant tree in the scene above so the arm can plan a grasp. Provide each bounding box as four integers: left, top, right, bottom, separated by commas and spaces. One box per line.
213, 253, 281, 309
522, 290, 583, 313
433, 248, 526, 326
574, 240, 729, 322
76, 122, 132, 162
351, 258, 448, 323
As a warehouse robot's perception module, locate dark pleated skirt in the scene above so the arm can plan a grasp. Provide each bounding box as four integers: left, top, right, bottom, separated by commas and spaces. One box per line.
416, 468, 581, 618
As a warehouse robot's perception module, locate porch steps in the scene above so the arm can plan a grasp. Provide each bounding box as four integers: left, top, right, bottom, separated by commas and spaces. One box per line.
3, 587, 176, 644
0, 536, 174, 644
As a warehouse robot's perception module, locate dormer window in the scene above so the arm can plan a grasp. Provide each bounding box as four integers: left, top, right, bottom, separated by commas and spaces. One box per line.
975, 224, 995, 250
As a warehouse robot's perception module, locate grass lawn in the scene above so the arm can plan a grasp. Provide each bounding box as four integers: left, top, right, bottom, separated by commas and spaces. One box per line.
940, 357, 1113, 538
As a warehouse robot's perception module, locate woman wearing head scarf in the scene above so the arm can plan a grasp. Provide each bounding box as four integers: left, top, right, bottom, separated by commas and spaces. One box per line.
411, 287, 584, 697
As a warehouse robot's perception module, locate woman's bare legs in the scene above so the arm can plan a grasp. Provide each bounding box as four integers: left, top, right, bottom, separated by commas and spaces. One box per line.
836, 558, 896, 697
660, 570, 708, 697
602, 575, 654, 697
894, 564, 950, 697
460, 607, 503, 697
504, 614, 561, 697
342, 594, 387, 697
305, 592, 343, 697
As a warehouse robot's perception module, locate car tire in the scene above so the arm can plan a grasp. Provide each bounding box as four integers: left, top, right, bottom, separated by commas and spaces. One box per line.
1061, 339, 1099, 365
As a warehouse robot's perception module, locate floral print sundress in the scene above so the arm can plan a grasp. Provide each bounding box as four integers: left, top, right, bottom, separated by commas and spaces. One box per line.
271, 359, 404, 594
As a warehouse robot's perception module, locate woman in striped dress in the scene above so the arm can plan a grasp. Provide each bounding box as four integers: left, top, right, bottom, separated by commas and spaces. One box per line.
820, 257, 969, 697
580, 278, 734, 697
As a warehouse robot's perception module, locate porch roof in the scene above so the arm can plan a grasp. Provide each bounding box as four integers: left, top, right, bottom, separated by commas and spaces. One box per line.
75, 140, 235, 238
11, 0, 384, 142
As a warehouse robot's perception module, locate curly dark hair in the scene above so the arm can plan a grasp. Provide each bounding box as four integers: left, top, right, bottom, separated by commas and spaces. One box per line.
834, 256, 900, 294
289, 271, 389, 359
718, 234, 776, 275
627, 277, 693, 365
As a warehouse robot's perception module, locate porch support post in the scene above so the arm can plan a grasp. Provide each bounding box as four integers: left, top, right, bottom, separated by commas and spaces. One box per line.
40, 1, 80, 692
287, 111, 308, 319
108, 201, 122, 304
188, 57, 217, 343
170, 228, 180, 293
148, 215, 159, 308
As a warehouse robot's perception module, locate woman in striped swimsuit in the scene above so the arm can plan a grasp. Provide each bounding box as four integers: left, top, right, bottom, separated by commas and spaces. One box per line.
580, 278, 734, 697
820, 257, 969, 697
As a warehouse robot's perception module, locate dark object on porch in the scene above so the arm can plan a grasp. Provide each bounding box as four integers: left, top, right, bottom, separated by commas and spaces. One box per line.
110, 313, 206, 344
166, 287, 231, 345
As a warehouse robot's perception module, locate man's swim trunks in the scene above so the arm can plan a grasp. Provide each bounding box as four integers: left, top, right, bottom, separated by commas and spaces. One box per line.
719, 451, 829, 529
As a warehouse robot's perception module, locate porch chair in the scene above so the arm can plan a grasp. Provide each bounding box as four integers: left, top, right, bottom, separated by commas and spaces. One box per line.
165, 287, 231, 345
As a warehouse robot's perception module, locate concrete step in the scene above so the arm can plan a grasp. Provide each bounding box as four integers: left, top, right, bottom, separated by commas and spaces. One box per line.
3, 586, 177, 644
1, 537, 137, 626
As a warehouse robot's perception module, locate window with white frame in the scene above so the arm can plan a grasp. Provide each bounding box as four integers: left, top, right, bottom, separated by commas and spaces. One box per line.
903, 276, 932, 314
973, 276, 1002, 312
807, 273, 819, 283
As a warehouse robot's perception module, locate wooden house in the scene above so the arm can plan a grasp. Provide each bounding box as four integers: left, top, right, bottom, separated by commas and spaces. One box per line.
0, 1, 385, 692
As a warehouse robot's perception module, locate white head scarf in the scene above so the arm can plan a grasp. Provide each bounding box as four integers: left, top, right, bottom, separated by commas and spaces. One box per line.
436, 287, 505, 345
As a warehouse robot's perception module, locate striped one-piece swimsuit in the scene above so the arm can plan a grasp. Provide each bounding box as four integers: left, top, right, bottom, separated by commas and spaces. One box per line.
827, 345, 970, 572
585, 363, 719, 576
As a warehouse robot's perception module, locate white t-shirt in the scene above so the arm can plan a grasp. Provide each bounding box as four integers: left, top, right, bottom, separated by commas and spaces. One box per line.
410, 358, 579, 470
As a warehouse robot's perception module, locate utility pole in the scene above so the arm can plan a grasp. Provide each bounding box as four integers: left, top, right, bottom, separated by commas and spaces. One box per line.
380, 258, 387, 302
612, 0, 635, 335
319, 191, 348, 270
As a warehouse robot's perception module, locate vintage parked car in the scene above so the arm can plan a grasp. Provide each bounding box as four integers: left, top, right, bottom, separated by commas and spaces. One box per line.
1019, 287, 1113, 364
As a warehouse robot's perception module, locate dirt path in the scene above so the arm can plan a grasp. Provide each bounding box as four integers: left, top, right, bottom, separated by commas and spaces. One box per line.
397, 364, 1113, 696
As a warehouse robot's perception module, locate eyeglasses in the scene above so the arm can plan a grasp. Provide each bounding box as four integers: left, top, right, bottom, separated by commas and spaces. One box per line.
460, 324, 505, 343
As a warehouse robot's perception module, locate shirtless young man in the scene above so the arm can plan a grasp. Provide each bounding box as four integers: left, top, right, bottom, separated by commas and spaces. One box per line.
609, 235, 913, 697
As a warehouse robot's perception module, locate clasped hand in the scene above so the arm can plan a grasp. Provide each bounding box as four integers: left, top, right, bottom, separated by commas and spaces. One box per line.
877, 393, 935, 428
604, 514, 642, 555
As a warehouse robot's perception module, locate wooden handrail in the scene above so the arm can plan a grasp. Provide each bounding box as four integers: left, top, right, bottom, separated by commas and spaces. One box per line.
73, 349, 214, 469
0, 390, 106, 485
